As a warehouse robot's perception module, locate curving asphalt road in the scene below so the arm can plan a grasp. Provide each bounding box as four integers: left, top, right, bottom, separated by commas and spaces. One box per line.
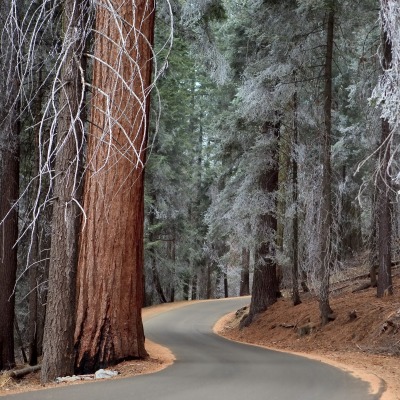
4, 297, 381, 399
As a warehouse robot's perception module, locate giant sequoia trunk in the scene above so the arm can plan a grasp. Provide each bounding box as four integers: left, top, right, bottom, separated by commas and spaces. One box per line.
40, 0, 87, 383
376, 26, 393, 298
74, 0, 154, 373
242, 121, 279, 327
0, 1, 19, 371
319, 4, 335, 325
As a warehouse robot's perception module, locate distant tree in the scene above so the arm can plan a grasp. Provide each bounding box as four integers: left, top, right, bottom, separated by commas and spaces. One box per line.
240, 248, 250, 296
74, 0, 155, 373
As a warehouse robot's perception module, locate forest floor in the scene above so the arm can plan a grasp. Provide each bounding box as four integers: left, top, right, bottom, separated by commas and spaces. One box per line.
215, 264, 400, 400
1, 262, 400, 399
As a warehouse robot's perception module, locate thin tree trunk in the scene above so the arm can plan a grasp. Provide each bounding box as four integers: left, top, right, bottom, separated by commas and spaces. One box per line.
376, 117, 392, 297
40, 0, 87, 382
376, 26, 393, 298
169, 235, 176, 302
240, 248, 250, 296
28, 224, 39, 366
191, 274, 198, 300
36, 222, 51, 357
151, 254, 167, 303
148, 200, 167, 304
292, 88, 301, 306
319, 4, 335, 325
223, 270, 229, 298
74, 0, 155, 373
206, 264, 212, 299
183, 271, 190, 301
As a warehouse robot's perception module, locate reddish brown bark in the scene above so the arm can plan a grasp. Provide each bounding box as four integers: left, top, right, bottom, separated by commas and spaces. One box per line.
74, 0, 154, 373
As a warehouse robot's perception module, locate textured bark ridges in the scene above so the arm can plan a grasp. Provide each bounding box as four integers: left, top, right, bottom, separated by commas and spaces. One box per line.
74, 0, 155, 374
0, 144, 19, 370
0, 0, 19, 370
40, 0, 87, 383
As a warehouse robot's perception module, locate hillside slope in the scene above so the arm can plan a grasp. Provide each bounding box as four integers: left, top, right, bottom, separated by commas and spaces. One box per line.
217, 270, 400, 400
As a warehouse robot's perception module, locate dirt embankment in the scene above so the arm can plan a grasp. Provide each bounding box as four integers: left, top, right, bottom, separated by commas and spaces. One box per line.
215, 273, 400, 400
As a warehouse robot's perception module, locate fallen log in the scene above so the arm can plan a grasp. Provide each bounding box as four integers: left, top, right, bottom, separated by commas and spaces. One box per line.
279, 323, 295, 329
352, 282, 371, 293
8, 365, 41, 379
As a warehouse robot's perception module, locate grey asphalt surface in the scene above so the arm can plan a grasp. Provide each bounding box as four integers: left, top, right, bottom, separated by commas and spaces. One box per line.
4, 297, 381, 400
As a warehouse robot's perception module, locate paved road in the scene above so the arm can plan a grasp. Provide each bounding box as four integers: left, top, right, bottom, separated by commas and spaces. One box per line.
5, 298, 381, 399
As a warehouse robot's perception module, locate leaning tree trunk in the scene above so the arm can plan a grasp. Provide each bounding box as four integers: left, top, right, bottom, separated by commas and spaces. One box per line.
319, 4, 335, 325
241, 121, 280, 327
40, 0, 87, 383
74, 0, 155, 373
0, 0, 20, 371
376, 24, 393, 298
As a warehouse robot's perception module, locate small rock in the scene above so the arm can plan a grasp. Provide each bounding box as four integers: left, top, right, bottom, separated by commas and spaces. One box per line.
94, 369, 119, 379
56, 375, 81, 383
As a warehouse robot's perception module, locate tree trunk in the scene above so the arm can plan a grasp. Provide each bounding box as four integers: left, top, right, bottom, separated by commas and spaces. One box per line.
183, 271, 190, 301
0, 0, 20, 371
291, 88, 301, 306
28, 74, 44, 366
150, 254, 167, 303
14, 317, 28, 364
376, 26, 393, 298
74, 0, 155, 373
169, 235, 176, 302
240, 248, 250, 296
40, 0, 87, 383
223, 270, 229, 298
0, 147, 19, 371
191, 274, 198, 300
319, 4, 335, 325
148, 199, 167, 304
242, 122, 280, 327
206, 264, 212, 299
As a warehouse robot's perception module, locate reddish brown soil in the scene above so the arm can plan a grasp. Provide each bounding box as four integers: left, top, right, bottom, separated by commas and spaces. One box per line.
215, 272, 400, 400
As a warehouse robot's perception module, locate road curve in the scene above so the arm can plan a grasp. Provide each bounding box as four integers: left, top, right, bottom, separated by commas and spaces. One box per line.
4, 297, 379, 400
